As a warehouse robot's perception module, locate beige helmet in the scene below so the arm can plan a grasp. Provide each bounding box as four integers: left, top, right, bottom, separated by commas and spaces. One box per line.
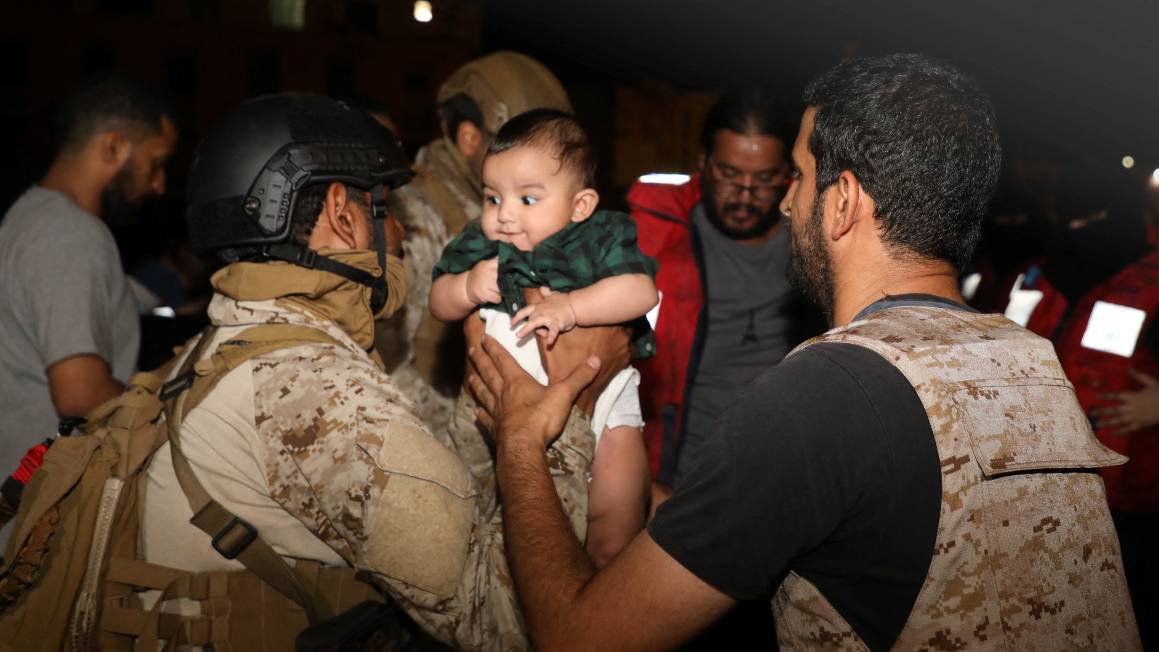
437, 50, 572, 134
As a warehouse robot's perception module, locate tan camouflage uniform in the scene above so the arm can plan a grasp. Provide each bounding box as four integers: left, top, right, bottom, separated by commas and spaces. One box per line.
152, 256, 595, 651
773, 305, 1141, 651
379, 137, 482, 440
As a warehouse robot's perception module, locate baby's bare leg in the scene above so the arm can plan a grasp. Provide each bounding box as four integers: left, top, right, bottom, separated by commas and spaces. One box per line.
585, 425, 650, 568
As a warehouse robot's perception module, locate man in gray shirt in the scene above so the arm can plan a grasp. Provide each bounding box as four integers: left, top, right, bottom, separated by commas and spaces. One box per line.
0, 73, 176, 488
628, 87, 824, 494
677, 204, 799, 484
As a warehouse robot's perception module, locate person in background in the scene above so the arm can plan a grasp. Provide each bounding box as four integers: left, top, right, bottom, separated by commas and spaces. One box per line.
627, 87, 824, 497
0, 72, 176, 506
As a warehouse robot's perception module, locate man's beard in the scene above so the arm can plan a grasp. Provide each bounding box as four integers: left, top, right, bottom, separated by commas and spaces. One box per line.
99, 161, 142, 224
787, 199, 836, 324
702, 177, 784, 240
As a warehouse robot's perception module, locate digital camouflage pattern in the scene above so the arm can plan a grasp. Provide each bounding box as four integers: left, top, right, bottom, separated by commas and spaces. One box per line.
185, 258, 598, 651
445, 390, 594, 542
774, 306, 1140, 651
379, 138, 482, 438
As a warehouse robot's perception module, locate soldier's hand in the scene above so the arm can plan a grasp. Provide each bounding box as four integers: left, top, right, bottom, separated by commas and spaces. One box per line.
460, 312, 486, 392
468, 336, 600, 450
466, 258, 501, 305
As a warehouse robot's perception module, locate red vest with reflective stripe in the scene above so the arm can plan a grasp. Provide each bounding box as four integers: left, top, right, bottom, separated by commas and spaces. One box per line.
1055, 248, 1159, 511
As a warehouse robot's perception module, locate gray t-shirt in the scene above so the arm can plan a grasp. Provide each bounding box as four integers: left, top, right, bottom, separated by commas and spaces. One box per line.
676, 205, 795, 482
0, 186, 139, 477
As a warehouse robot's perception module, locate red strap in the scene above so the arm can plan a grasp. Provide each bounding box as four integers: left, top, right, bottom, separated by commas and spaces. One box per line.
12, 441, 51, 485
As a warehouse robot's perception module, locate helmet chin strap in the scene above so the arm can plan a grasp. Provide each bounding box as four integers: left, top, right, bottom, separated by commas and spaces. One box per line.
368, 185, 391, 314
260, 186, 393, 314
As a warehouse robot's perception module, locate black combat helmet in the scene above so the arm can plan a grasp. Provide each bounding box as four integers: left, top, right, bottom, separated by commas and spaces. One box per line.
186, 93, 413, 312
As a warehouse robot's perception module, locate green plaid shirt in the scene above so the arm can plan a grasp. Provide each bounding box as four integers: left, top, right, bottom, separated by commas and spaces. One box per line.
433, 210, 658, 358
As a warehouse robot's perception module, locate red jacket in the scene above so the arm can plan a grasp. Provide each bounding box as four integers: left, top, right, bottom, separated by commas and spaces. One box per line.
1055, 248, 1159, 512
626, 175, 704, 482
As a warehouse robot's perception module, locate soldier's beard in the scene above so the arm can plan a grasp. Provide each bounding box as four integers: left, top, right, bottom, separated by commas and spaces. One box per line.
787, 199, 835, 324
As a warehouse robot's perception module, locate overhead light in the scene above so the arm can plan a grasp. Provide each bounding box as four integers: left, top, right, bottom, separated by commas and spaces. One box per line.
1151, 168, 1159, 187
413, 0, 432, 23
1122, 155, 1135, 169
638, 173, 691, 185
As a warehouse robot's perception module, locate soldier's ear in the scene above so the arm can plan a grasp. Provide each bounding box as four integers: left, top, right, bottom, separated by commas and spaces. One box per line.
320, 182, 359, 249
571, 187, 599, 223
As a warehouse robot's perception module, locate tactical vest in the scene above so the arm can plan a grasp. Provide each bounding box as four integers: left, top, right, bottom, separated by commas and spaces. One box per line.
0, 326, 400, 651
773, 306, 1141, 651
406, 164, 473, 398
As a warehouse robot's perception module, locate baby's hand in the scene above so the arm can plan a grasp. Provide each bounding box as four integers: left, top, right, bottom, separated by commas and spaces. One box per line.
466, 258, 501, 306
513, 287, 577, 346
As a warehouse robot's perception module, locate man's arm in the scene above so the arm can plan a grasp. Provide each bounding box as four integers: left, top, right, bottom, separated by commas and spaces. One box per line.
585, 424, 649, 568
469, 338, 734, 649
47, 353, 124, 419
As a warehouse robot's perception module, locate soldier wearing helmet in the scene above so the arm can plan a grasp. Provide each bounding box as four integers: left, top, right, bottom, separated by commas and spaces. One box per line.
382, 51, 573, 437
138, 93, 611, 649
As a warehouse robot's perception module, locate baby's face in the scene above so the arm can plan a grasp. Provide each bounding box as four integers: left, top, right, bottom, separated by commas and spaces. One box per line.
481, 144, 582, 252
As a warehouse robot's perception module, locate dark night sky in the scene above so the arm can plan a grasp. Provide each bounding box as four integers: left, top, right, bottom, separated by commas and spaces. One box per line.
485, 0, 1159, 166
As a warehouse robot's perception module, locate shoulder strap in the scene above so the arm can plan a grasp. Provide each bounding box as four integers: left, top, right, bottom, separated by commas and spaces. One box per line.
162, 324, 344, 625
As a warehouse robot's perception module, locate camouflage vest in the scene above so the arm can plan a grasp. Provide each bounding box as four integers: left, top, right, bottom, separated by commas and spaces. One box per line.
773, 305, 1141, 651
0, 326, 399, 651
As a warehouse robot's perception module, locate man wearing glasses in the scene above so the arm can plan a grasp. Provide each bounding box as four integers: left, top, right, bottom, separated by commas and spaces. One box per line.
628, 88, 823, 497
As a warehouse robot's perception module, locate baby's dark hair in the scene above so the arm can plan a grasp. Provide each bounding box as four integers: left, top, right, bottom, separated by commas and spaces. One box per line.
487, 109, 596, 188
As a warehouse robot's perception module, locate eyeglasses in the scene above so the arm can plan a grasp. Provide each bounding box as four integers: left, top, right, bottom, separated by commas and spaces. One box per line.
707, 158, 791, 200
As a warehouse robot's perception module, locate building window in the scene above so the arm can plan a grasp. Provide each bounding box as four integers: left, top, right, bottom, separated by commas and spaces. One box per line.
270, 0, 306, 30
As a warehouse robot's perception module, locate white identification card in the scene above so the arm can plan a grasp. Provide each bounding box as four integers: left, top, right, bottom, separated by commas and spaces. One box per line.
1081, 301, 1146, 358
1003, 273, 1044, 327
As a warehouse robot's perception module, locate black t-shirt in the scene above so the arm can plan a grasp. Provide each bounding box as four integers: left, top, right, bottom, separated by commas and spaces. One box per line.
649, 338, 943, 650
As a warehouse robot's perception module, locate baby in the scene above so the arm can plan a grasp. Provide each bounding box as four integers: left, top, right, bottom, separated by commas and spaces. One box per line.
430, 109, 659, 567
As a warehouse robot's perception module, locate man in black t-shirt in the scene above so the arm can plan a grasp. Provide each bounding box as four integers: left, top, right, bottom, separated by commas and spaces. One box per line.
467, 54, 1138, 651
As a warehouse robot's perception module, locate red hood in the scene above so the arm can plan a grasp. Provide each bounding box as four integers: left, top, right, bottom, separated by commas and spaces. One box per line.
626, 172, 702, 225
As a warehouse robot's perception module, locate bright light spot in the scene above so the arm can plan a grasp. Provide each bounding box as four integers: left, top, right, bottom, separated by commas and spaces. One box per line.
1122, 155, 1135, 169
151, 306, 176, 318
1151, 169, 1159, 187
638, 173, 691, 185
960, 273, 982, 301
413, 0, 433, 22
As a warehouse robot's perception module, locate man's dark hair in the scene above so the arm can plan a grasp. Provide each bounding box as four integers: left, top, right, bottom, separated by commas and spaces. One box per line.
803, 53, 1001, 269
438, 92, 485, 140
700, 87, 794, 155
487, 108, 596, 188
55, 71, 175, 153
288, 183, 372, 247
